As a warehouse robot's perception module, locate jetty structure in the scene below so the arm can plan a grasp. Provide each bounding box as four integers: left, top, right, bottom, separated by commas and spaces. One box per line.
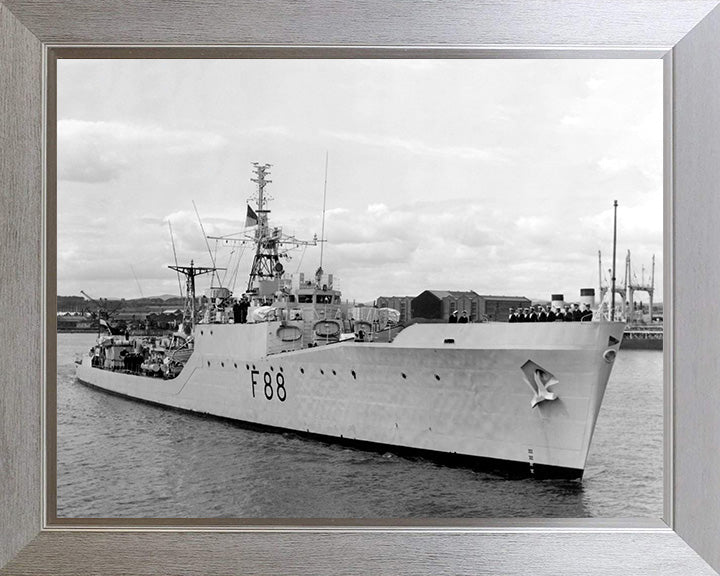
599, 249, 662, 350
76, 163, 625, 479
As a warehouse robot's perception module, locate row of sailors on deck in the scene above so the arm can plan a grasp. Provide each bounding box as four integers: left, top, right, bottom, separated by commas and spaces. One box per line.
448, 310, 470, 323
509, 303, 593, 323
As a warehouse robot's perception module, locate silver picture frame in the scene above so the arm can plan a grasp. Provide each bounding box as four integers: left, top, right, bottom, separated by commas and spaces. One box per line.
2, 1, 720, 574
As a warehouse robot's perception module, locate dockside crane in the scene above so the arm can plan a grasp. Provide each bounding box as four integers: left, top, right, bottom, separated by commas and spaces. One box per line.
626, 251, 655, 323
80, 290, 123, 334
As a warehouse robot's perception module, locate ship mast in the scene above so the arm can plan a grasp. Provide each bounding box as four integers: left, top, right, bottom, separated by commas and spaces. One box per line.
611, 200, 618, 321
246, 163, 280, 291
207, 162, 319, 295
168, 260, 217, 332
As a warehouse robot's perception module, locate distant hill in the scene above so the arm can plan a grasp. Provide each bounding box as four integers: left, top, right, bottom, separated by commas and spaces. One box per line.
57, 294, 185, 313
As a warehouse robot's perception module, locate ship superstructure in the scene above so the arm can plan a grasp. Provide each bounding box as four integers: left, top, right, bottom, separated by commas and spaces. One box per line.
76, 163, 625, 479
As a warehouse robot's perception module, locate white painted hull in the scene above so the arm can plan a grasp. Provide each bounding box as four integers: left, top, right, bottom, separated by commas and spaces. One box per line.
76, 321, 624, 478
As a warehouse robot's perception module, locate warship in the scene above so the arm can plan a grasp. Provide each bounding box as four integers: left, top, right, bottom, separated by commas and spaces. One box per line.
76, 163, 625, 479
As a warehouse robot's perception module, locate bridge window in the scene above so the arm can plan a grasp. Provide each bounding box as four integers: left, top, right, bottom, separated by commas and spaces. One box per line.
298, 295, 313, 303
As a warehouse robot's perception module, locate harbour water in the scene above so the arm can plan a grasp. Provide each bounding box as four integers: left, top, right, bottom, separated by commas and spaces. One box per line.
57, 332, 662, 518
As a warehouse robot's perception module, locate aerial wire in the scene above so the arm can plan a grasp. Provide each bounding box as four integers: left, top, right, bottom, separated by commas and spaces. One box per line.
221, 247, 234, 286
192, 200, 222, 288
168, 220, 184, 298
229, 244, 246, 292
319, 151, 328, 270
295, 244, 308, 274
130, 264, 144, 298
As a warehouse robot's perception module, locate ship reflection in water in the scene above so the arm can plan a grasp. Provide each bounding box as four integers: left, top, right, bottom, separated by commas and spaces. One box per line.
57, 333, 662, 519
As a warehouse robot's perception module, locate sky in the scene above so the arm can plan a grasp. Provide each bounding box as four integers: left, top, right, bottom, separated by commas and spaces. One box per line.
57, 59, 663, 304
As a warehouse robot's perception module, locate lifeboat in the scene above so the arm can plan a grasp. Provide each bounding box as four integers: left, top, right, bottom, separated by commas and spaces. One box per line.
313, 319, 341, 338
277, 324, 303, 342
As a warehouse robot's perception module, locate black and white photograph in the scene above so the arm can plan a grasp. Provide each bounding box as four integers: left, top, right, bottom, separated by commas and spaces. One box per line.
56, 58, 663, 519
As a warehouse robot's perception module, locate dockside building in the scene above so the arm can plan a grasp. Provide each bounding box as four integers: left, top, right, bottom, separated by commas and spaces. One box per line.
376, 291, 531, 323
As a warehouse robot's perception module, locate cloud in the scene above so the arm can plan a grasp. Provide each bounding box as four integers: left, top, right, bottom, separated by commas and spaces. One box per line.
247, 125, 291, 137
323, 130, 511, 163
58, 120, 227, 183
580, 201, 663, 249
597, 156, 629, 173
56, 60, 663, 303
297, 199, 510, 298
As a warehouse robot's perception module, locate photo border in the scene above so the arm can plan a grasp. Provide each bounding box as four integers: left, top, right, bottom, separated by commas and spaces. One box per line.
2, 2, 720, 574
45, 45, 667, 529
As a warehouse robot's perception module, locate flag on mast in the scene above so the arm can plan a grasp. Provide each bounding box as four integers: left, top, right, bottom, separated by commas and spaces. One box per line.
245, 205, 258, 227
98, 318, 114, 335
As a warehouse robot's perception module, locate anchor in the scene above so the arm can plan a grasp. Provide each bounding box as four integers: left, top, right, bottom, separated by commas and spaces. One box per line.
521, 360, 559, 408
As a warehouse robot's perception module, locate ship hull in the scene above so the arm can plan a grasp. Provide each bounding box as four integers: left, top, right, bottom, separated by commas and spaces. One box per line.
76, 321, 624, 478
